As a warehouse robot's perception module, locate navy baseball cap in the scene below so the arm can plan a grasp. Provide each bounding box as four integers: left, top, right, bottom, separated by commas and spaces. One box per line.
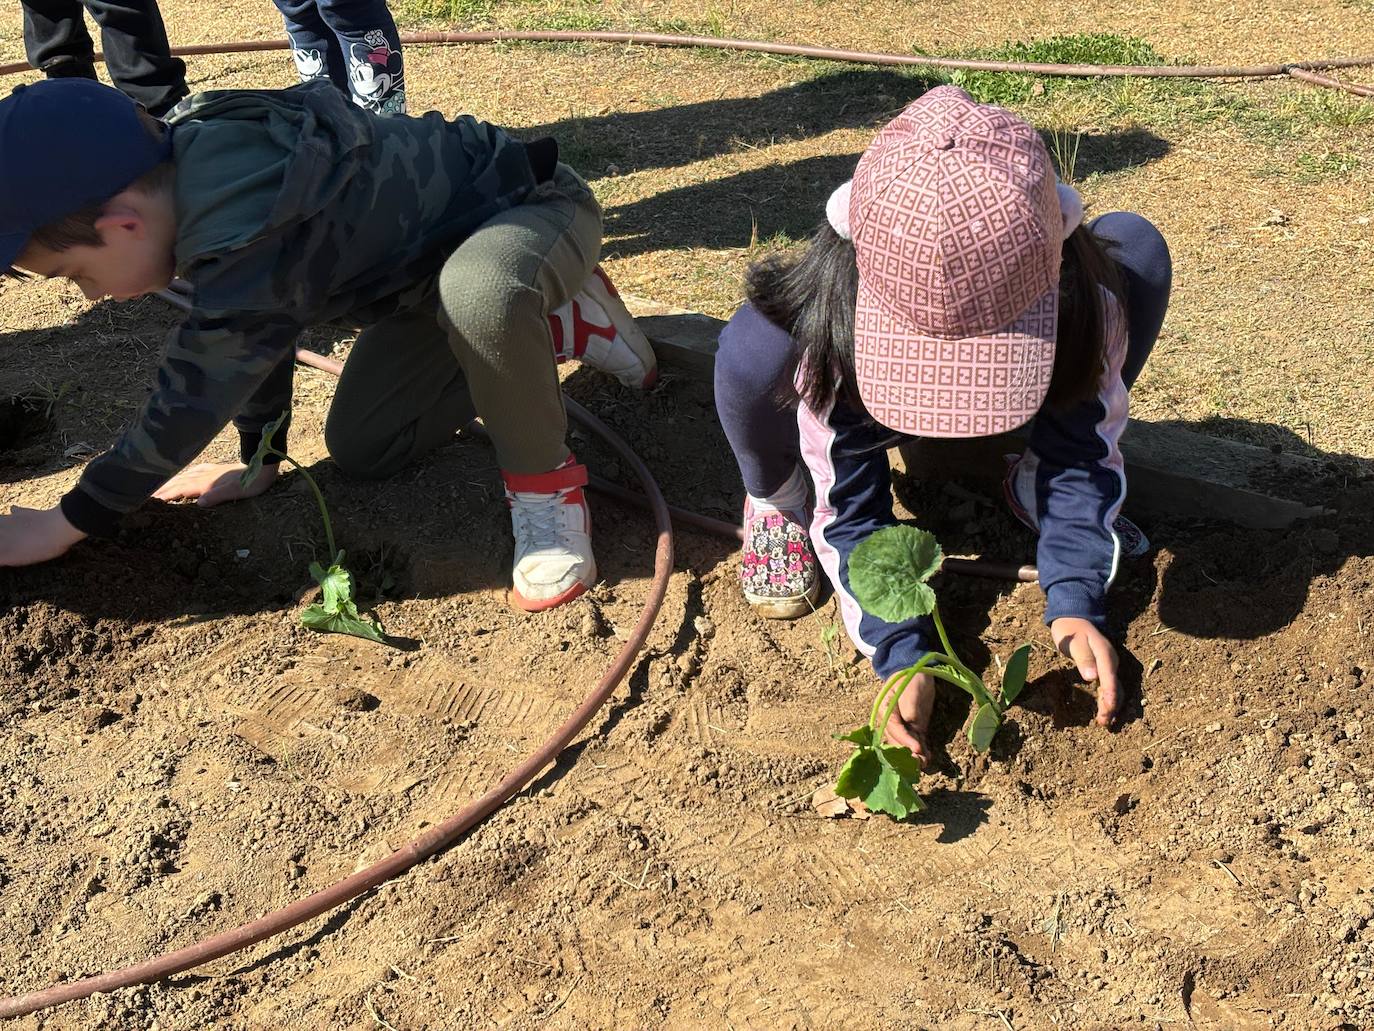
0, 77, 173, 269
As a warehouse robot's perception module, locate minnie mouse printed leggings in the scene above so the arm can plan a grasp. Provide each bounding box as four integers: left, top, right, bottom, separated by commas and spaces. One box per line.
272, 0, 406, 116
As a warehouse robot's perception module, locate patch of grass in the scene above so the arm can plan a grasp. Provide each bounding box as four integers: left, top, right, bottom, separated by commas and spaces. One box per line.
1294, 149, 1363, 182
1266, 87, 1374, 135
513, 9, 729, 39
515, 8, 609, 32
949, 34, 1170, 107
391, 0, 507, 23
395, 0, 730, 39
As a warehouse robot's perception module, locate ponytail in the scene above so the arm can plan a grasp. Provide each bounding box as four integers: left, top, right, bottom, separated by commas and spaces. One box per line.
744, 222, 861, 413
1045, 224, 1127, 409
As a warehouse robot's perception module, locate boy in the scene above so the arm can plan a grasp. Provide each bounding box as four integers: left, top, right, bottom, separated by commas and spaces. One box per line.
0, 77, 658, 611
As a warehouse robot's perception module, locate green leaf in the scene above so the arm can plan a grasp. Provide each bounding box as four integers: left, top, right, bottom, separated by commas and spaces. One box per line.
835, 748, 881, 800
835, 742, 924, 819
866, 744, 924, 818
848, 526, 944, 623
240, 410, 288, 488
836, 725, 876, 747
299, 555, 386, 643
312, 561, 353, 616
878, 744, 923, 783
1000, 644, 1032, 707
300, 603, 386, 644
968, 702, 1002, 753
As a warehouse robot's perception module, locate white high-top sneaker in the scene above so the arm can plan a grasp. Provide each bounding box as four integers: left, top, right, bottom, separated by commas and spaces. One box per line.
503, 455, 596, 611
548, 266, 658, 389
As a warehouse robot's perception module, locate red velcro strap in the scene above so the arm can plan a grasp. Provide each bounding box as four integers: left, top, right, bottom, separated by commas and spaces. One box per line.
502, 462, 588, 493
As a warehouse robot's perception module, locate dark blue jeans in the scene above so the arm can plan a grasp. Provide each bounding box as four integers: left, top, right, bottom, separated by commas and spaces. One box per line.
715, 211, 1173, 497
272, 0, 406, 115
21, 0, 187, 116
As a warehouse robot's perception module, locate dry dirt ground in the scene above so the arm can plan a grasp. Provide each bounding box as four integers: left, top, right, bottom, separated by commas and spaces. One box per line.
1, 3, 1374, 1030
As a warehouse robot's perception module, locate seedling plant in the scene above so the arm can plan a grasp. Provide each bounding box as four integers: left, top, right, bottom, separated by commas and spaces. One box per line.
834, 525, 1031, 819
242, 412, 386, 644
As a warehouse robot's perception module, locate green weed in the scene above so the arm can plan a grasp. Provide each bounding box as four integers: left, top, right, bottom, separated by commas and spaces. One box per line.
949, 34, 1167, 107
1295, 149, 1363, 182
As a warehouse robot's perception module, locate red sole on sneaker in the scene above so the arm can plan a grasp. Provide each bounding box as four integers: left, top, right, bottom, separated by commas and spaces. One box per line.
509, 578, 590, 613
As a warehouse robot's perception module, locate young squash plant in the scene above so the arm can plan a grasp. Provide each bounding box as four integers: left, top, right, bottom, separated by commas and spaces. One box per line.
242, 412, 386, 644
834, 525, 1031, 818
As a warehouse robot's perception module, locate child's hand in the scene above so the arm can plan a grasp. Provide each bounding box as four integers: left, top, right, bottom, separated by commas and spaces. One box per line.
154, 461, 279, 507
0, 505, 87, 566
1050, 617, 1120, 727
882, 670, 936, 766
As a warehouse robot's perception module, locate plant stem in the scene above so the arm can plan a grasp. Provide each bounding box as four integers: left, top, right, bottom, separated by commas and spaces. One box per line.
270, 450, 337, 561
870, 668, 915, 733
898, 650, 989, 706
874, 654, 936, 741
929, 604, 996, 709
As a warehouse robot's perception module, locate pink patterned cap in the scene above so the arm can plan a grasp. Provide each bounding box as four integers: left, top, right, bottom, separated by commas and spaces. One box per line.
850, 85, 1061, 437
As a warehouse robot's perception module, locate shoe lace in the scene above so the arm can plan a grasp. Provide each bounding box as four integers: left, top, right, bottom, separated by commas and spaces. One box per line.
510, 490, 571, 549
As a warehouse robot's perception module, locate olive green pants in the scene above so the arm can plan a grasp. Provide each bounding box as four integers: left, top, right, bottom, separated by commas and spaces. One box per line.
324, 163, 600, 477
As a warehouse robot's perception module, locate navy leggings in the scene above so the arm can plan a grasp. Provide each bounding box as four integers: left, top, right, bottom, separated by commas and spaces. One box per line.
715, 212, 1174, 498
272, 0, 406, 115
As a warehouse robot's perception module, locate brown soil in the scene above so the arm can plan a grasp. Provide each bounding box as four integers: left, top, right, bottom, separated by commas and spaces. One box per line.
1, 3, 1374, 1030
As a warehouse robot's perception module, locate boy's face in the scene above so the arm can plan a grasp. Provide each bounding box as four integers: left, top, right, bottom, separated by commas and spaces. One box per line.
15, 193, 176, 302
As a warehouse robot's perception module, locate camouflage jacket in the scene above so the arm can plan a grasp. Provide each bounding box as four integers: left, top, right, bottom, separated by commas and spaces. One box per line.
60, 81, 544, 536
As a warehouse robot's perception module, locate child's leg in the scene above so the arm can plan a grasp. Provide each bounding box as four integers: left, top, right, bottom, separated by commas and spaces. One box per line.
324, 309, 476, 479
272, 0, 349, 94
437, 165, 599, 475
81, 0, 188, 116
315, 0, 406, 115
713, 307, 803, 499
1090, 212, 1173, 389
714, 307, 818, 618
20, 0, 97, 80
437, 164, 602, 610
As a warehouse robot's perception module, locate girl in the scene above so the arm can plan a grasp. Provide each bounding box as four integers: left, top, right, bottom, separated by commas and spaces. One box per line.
272, 0, 407, 116
714, 86, 1172, 757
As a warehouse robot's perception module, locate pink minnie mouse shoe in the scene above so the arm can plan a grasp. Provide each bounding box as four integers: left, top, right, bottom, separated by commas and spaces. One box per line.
739, 496, 819, 619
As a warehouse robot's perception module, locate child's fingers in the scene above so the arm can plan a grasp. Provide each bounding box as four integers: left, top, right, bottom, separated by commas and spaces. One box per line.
1090, 637, 1121, 727
196, 475, 243, 507
151, 480, 190, 501
882, 713, 927, 765
1065, 632, 1099, 683
154, 464, 217, 501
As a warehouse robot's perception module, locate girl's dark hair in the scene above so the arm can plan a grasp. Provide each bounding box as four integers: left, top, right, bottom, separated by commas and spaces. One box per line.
748, 219, 1127, 415
1047, 223, 1126, 408
746, 222, 860, 412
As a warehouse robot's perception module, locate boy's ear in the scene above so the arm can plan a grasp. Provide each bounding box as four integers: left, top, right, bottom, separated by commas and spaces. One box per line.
93, 206, 145, 239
